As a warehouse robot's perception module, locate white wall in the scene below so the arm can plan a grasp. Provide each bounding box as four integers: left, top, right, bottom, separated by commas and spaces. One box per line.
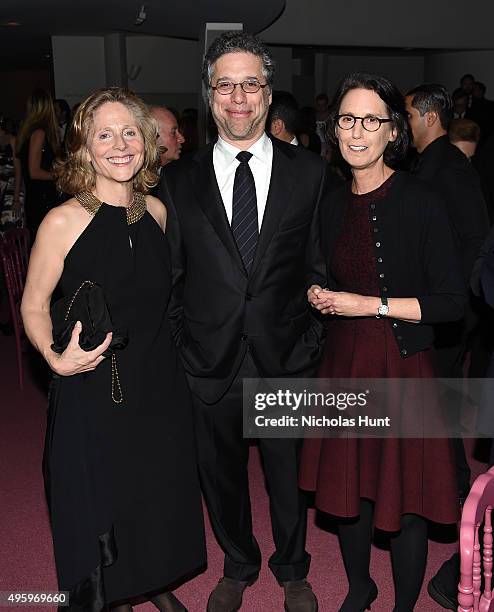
52, 36, 106, 107
268, 45, 293, 92
52, 34, 296, 114
425, 51, 494, 96
126, 37, 294, 108
126, 36, 201, 110
58, 33, 494, 120
316, 54, 425, 98
126, 36, 200, 96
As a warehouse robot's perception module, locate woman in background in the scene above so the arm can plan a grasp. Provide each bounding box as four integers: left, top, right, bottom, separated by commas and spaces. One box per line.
17, 88, 60, 237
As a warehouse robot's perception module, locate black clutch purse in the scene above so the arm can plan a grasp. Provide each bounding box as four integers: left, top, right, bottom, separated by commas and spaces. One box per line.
50, 280, 128, 355
50, 281, 128, 402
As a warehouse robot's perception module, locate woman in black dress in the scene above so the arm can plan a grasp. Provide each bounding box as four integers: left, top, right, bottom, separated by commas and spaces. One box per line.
16, 88, 61, 238
299, 74, 466, 611
21, 87, 206, 611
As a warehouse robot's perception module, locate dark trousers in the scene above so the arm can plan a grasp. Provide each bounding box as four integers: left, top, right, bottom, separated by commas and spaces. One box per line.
192, 353, 310, 583
434, 318, 473, 500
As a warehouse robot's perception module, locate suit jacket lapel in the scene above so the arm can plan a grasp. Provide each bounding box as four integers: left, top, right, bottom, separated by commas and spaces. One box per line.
190, 145, 246, 274
250, 140, 295, 277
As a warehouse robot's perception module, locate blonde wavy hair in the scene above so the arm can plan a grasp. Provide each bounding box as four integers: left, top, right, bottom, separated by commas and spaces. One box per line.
16, 89, 61, 157
55, 87, 160, 195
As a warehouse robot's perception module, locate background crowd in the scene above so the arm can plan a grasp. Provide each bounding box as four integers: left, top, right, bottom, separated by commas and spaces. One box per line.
1, 71, 494, 233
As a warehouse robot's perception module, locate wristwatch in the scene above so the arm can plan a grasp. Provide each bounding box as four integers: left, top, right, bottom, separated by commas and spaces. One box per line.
376, 296, 389, 318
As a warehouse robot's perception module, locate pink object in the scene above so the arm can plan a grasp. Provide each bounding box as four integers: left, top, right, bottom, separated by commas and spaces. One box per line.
0, 233, 29, 390
458, 466, 494, 611
3, 227, 30, 278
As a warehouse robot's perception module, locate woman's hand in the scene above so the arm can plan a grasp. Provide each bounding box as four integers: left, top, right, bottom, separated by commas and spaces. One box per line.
310, 289, 376, 317
307, 284, 324, 308
46, 322, 113, 376
307, 286, 422, 321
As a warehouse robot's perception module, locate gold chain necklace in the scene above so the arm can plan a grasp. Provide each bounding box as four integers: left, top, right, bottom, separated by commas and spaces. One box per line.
75, 190, 146, 225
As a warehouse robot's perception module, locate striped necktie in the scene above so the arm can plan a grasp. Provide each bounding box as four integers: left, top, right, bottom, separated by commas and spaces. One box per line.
231, 151, 258, 273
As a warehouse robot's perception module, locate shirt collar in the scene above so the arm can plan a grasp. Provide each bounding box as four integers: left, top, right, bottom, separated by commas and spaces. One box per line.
215, 132, 271, 167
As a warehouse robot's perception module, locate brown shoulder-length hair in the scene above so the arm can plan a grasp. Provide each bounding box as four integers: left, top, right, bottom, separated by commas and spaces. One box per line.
55, 87, 159, 195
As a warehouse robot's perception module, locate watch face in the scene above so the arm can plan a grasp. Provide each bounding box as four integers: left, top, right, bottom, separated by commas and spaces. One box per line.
378, 304, 389, 316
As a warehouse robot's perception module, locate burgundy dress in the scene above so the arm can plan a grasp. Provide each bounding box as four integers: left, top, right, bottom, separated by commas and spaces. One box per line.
299, 175, 459, 531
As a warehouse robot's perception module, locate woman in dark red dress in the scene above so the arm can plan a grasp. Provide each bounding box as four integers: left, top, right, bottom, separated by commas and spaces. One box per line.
299, 73, 466, 611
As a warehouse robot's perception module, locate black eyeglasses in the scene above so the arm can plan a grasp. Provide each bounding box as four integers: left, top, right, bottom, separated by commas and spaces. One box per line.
337, 114, 393, 132
211, 80, 269, 95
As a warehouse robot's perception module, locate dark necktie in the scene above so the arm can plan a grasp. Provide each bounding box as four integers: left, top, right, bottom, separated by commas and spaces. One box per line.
231, 151, 258, 273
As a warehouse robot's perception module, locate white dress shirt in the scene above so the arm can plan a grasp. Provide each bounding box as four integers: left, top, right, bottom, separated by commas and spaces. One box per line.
213, 132, 273, 228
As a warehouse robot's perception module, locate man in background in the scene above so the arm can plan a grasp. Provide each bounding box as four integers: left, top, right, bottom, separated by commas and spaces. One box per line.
406, 82, 489, 611
449, 118, 480, 160
150, 105, 185, 167
267, 90, 299, 145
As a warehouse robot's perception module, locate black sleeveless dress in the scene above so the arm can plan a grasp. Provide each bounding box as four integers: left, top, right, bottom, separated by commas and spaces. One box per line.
44, 200, 206, 609
18, 131, 59, 237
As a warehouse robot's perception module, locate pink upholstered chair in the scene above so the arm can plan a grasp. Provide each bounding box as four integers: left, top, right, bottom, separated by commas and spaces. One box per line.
3, 227, 30, 279
0, 237, 26, 389
458, 466, 494, 612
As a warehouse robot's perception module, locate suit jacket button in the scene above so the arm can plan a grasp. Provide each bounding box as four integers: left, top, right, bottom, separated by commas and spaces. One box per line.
240, 333, 248, 341
245, 293, 252, 301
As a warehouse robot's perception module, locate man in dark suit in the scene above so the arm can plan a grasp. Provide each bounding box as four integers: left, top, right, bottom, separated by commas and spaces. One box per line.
405, 84, 488, 373
405, 83, 489, 611
267, 90, 300, 145
160, 32, 329, 612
